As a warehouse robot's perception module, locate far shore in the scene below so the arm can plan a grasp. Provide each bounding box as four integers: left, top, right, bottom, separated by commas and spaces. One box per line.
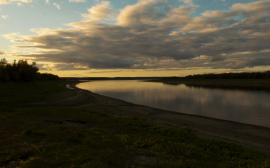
41, 80, 270, 154
147, 78, 270, 92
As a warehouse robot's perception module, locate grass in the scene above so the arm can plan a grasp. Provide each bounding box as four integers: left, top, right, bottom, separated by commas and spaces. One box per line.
0, 81, 64, 106
0, 81, 270, 167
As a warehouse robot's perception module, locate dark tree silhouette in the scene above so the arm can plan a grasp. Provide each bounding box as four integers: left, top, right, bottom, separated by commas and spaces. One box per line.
0, 58, 59, 82
185, 71, 270, 79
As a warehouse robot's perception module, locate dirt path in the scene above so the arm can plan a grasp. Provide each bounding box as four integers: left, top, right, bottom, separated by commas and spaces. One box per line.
35, 82, 270, 154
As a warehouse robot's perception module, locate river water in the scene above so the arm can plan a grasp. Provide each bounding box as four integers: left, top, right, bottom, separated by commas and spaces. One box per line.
77, 80, 270, 128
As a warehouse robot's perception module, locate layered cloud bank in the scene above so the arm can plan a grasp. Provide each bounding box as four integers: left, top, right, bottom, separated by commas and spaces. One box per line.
4, 0, 270, 71
0, 0, 32, 5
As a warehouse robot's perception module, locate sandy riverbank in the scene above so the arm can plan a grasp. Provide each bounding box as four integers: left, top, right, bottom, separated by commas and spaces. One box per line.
38, 82, 270, 154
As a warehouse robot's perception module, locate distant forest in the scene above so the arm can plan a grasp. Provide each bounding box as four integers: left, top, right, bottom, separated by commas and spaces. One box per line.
185, 71, 270, 79
0, 58, 59, 82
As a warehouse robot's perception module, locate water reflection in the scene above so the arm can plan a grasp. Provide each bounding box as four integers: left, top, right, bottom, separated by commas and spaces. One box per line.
77, 80, 270, 128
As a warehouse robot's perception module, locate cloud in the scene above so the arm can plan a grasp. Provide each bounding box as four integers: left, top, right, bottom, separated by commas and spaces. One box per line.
69, 0, 86, 2
39, 63, 88, 71
1, 15, 8, 19
4, 0, 270, 71
0, 50, 5, 55
180, 0, 196, 7
17, 2, 23, 6
53, 3, 60, 10
81, 1, 115, 22
0, 0, 32, 5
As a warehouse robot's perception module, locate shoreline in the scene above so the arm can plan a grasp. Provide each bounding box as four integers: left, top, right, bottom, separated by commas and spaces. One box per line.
75, 81, 270, 130
39, 81, 270, 154
3, 81, 270, 167
148, 79, 270, 92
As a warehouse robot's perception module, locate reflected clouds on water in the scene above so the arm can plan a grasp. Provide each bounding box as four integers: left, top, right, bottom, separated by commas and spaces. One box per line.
77, 80, 270, 128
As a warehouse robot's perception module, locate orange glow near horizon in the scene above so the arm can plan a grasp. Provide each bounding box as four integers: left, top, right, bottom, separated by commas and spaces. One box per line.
40, 66, 270, 77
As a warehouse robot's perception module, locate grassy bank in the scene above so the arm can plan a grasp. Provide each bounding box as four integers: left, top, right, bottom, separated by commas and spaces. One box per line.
1, 81, 270, 167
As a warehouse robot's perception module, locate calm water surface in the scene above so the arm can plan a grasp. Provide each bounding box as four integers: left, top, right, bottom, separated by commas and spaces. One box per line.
77, 80, 270, 128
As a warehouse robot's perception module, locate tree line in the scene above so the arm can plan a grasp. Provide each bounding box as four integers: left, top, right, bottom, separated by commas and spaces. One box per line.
185, 71, 270, 79
0, 58, 59, 82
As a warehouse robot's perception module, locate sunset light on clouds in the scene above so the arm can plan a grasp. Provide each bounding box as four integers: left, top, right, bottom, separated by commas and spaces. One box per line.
1, 0, 270, 77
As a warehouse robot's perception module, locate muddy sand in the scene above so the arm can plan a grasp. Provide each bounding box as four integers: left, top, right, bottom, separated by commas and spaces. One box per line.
35, 82, 270, 154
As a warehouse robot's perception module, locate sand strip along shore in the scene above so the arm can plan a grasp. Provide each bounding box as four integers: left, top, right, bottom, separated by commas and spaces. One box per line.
32, 82, 270, 155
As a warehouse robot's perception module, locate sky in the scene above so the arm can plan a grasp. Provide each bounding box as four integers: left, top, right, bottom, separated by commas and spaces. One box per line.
0, 0, 270, 77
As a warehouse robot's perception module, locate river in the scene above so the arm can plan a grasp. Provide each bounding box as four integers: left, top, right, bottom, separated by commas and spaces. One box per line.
77, 80, 270, 128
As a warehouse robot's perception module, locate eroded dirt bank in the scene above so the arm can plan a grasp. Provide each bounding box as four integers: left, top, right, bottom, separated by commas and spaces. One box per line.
34, 82, 270, 154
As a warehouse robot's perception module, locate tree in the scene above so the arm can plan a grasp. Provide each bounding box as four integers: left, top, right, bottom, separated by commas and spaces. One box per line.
0, 58, 59, 82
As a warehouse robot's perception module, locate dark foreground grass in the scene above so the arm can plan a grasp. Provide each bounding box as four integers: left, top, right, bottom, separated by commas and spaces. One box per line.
0, 81, 270, 167
0, 81, 64, 106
